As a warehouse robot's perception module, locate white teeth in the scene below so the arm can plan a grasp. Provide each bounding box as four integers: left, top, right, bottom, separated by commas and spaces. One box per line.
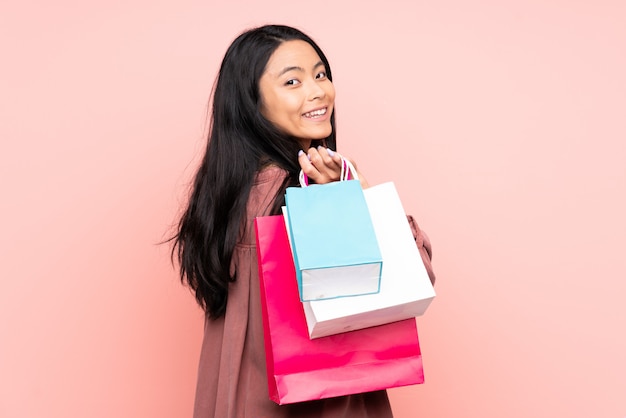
304, 108, 327, 118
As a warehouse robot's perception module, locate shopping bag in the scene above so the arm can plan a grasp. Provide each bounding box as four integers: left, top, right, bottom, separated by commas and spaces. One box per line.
284, 177, 382, 302
286, 182, 436, 339
255, 215, 424, 405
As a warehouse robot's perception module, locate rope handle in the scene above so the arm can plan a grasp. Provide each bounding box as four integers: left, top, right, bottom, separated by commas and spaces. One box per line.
298, 153, 359, 187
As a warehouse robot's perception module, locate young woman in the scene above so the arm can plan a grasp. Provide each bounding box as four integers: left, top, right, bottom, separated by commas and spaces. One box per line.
172, 24, 435, 418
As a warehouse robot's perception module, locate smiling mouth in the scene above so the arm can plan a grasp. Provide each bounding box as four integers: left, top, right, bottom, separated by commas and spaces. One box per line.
302, 107, 327, 118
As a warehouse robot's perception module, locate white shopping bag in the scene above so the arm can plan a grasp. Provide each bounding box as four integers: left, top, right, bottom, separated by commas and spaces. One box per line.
297, 182, 436, 339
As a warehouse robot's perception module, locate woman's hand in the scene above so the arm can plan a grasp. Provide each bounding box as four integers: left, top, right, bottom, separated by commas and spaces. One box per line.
298, 146, 370, 189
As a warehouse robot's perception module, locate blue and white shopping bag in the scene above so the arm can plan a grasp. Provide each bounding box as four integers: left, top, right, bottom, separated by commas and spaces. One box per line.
284, 160, 382, 302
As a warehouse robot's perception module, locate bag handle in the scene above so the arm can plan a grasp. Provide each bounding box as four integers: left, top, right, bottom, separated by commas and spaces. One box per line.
298, 154, 359, 187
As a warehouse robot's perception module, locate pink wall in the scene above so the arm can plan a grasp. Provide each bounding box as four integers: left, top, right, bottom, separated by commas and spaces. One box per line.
1, 1, 624, 417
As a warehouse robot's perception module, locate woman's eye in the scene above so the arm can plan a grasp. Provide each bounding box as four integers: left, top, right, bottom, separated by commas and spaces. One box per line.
316, 71, 327, 79
285, 79, 300, 86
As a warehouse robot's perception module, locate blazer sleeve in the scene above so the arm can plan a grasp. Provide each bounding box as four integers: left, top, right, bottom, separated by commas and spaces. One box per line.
407, 215, 436, 285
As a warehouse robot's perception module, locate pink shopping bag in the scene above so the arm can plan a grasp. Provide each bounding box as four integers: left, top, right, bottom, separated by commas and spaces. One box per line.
255, 215, 425, 405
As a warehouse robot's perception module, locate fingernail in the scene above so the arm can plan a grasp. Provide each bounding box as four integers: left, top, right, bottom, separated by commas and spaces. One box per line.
326, 148, 335, 157
298, 150, 304, 157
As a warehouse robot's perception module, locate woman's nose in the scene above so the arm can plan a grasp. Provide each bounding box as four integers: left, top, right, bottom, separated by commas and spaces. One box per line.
307, 80, 326, 101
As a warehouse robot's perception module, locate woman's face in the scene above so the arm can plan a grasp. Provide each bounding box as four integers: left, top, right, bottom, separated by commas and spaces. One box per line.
259, 40, 335, 149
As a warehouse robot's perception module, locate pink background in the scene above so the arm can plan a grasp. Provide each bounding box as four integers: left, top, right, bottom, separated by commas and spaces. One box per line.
1, 1, 625, 417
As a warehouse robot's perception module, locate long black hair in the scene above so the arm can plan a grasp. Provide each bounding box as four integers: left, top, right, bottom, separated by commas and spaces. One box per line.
172, 25, 336, 318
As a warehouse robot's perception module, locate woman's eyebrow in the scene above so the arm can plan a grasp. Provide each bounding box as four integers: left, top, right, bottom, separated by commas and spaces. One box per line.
278, 66, 303, 76
278, 61, 324, 77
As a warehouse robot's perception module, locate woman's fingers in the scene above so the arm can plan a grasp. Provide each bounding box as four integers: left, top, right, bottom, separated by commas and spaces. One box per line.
297, 149, 318, 180
297, 147, 370, 188
316, 146, 342, 167
297, 147, 343, 184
